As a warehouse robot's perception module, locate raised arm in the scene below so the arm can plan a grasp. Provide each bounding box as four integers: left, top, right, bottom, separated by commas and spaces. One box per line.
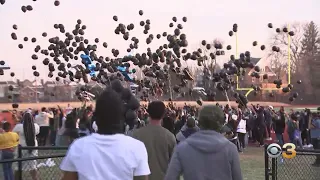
251, 104, 258, 113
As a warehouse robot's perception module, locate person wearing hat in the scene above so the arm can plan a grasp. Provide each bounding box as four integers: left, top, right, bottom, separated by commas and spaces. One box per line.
176, 117, 198, 143
165, 105, 242, 180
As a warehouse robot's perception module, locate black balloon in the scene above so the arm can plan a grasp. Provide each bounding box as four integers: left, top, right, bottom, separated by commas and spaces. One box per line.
289, 31, 295, 36
252, 41, 258, 46
26, 5, 33, 11
172, 17, 177, 22
33, 71, 40, 77
182, 17, 187, 22
11, 33, 17, 40
21, 6, 27, 13
54, 0, 60, 6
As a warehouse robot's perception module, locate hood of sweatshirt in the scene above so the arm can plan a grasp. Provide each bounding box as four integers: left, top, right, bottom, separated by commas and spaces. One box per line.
185, 130, 231, 153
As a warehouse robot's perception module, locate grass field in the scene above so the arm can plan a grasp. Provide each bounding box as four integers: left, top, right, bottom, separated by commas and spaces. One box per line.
239, 147, 265, 180
2, 146, 320, 180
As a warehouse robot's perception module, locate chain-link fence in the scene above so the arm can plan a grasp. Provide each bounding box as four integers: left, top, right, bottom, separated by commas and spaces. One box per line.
0, 146, 68, 180
276, 150, 320, 180
265, 145, 320, 180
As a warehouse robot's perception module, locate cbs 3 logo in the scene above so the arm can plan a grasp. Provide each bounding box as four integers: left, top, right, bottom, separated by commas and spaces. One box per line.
267, 143, 297, 159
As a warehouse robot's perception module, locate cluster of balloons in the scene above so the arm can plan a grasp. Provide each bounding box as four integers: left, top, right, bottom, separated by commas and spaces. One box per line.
110, 79, 140, 129
0, 1, 303, 106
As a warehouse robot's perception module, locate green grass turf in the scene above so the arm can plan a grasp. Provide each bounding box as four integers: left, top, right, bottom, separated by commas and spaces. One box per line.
2, 147, 319, 180
1, 148, 265, 180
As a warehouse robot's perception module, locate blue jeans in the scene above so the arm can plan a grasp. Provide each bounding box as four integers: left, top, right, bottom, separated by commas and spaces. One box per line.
55, 134, 70, 146
50, 128, 57, 145
276, 133, 284, 146
294, 131, 303, 148
289, 132, 295, 143
1, 150, 14, 180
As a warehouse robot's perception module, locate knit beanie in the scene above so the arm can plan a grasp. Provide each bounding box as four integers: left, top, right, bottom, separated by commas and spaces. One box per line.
197, 105, 225, 131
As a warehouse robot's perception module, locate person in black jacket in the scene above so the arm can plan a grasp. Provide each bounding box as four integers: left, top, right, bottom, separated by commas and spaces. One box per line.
264, 107, 273, 140
272, 108, 286, 146
252, 104, 266, 147
300, 109, 311, 146
162, 113, 175, 134
174, 115, 186, 135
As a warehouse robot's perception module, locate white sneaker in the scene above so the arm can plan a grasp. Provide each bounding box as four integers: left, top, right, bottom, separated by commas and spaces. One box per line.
308, 144, 313, 148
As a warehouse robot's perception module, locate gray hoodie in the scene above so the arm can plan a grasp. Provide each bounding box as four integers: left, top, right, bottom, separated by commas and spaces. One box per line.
165, 130, 242, 180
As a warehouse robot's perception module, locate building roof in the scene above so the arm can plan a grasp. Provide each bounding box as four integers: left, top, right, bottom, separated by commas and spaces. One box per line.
248, 57, 276, 76
20, 86, 43, 93
0, 81, 17, 85
31, 80, 43, 87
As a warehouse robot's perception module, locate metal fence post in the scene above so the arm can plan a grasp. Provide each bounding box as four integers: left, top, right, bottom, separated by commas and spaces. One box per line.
271, 158, 277, 180
264, 144, 269, 180
18, 145, 22, 180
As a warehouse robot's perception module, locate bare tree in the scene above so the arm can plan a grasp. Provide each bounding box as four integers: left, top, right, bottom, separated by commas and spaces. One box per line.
198, 39, 224, 89
199, 39, 224, 72
268, 22, 305, 75
269, 51, 288, 78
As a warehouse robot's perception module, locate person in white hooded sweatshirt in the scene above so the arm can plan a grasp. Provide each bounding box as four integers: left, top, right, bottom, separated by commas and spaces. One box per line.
236, 116, 247, 152
35, 107, 54, 146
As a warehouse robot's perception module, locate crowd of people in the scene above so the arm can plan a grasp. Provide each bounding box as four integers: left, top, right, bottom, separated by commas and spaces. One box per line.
0, 88, 320, 179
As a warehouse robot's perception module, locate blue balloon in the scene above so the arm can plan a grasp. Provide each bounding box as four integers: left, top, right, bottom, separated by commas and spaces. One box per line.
117, 66, 127, 72
80, 54, 92, 65
117, 66, 134, 82
88, 64, 96, 77
81, 54, 96, 77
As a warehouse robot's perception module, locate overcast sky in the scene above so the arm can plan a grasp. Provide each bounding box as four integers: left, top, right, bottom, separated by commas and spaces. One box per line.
0, 0, 318, 81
